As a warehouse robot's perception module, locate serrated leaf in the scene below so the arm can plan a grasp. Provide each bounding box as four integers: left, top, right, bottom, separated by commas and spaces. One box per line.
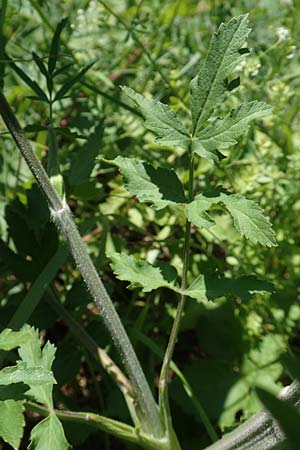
110, 253, 179, 293
0, 400, 25, 449
48, 18, 68, 75
9, 59, 48, 102
122, 86, 190, 149
221, 194, 277, 247
185, 190, 277, 247
0, 362, 55, 386
256, 387, 300, 450
0, 327, 34, 351
18, 331, 56, 407
28, 414, 70, 450
190, 14, 250, 133
194, 102, 272, 158
54, 62, 94, 101
185, 273, 274, 302
106, 156, 186, 209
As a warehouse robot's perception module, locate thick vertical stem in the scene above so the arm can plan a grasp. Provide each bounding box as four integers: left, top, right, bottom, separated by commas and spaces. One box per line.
0, 91, 163, 438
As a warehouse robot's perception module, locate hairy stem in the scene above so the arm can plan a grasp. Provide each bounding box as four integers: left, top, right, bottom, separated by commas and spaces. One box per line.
159, 145, 194, 442
0, 91, 163, 438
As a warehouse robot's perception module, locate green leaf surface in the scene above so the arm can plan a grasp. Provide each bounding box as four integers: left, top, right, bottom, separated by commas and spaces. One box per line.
221, 194, 277, 247
18, 329, 56, 407
110, 252, 179, 293
69, 121, 104, 186
0, 384, 29, 401
54, 62, 94, 101
28, 414, 70, 450
185, 273, 274, 302
256, 387, 300, 450
48, 18, 68, 75
190, 14, 250, 133
106, 156, 186, 209
122, 86, 190, 149
0, 400, 25, 449
195, 102, 272, 157
0, 362, 55, 386
9, 59, 48, 102
186, 190, 277, 246
0, 328, 35, 351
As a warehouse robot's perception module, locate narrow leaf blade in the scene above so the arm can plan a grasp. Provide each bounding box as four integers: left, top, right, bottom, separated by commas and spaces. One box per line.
9, 59, 48, 102
48, 18, 68, 75
54, 63, 94, 101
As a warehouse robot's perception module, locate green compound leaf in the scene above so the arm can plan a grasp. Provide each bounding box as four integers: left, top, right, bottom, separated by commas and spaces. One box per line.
190, 14, 250, 134
122, 86, 190, 149
18, 328, 56, 408
110, 253, 179, 293
0, 400, 25, 449
256, 387, 300, 450
185, 273, 274, 303
0, 362, 55, 386
105, 156, 186, 209
186, 191, 277, 247
0, 327, 35, 351
194, 102, 272, 159
28, 414, 70, 450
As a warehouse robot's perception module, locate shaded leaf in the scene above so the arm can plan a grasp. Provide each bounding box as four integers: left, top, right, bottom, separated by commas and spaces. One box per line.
190, 15, 250, 133
0, 384, 29, 401
185, 273, 274, 302
69, 121, 104, 186
54, 62, 94, 101
28, 414, 70, 450
9, 59, 48, 102
105, 156, 186, 209
122, 86, 190, 149
0, 400, 25, 449
48, 18, 68, 75
32, 52, 48, 78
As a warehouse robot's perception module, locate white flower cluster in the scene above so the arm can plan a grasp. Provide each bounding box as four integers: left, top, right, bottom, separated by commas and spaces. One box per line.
276, 26, 290, 43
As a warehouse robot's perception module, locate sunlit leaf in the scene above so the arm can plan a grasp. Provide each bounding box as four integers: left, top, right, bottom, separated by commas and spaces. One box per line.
190, 14, 250, 133
28, 414, 70, 450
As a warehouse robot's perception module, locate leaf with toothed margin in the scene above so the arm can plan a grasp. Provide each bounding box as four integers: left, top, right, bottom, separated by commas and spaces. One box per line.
193, 102, 272, 161
102, 156, 186, 210
122, 86, 190, 150
185, 190, 277, 247
190, 14, 251, 134
110, 253, 180, 293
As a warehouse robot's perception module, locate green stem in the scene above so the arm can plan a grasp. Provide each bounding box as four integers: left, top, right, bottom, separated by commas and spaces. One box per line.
0, 0, 8, 89
159, 145, 194, 444
0, 91, 163, 438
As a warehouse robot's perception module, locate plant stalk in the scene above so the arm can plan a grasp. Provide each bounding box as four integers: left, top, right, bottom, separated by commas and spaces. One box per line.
0, 91, 163, 438
159, 144, 194, 445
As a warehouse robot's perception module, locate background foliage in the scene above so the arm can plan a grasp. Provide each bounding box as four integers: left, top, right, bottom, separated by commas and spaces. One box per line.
0, 0, 300, 449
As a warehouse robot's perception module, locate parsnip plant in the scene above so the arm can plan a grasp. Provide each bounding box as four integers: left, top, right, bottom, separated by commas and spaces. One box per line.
1, 11, 299, 450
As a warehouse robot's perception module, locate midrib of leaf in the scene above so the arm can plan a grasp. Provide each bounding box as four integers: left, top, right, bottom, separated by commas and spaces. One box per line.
192, 31, 237, 135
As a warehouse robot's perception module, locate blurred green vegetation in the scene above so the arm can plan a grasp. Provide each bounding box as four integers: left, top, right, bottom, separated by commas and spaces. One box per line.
0, 0, 300, 449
